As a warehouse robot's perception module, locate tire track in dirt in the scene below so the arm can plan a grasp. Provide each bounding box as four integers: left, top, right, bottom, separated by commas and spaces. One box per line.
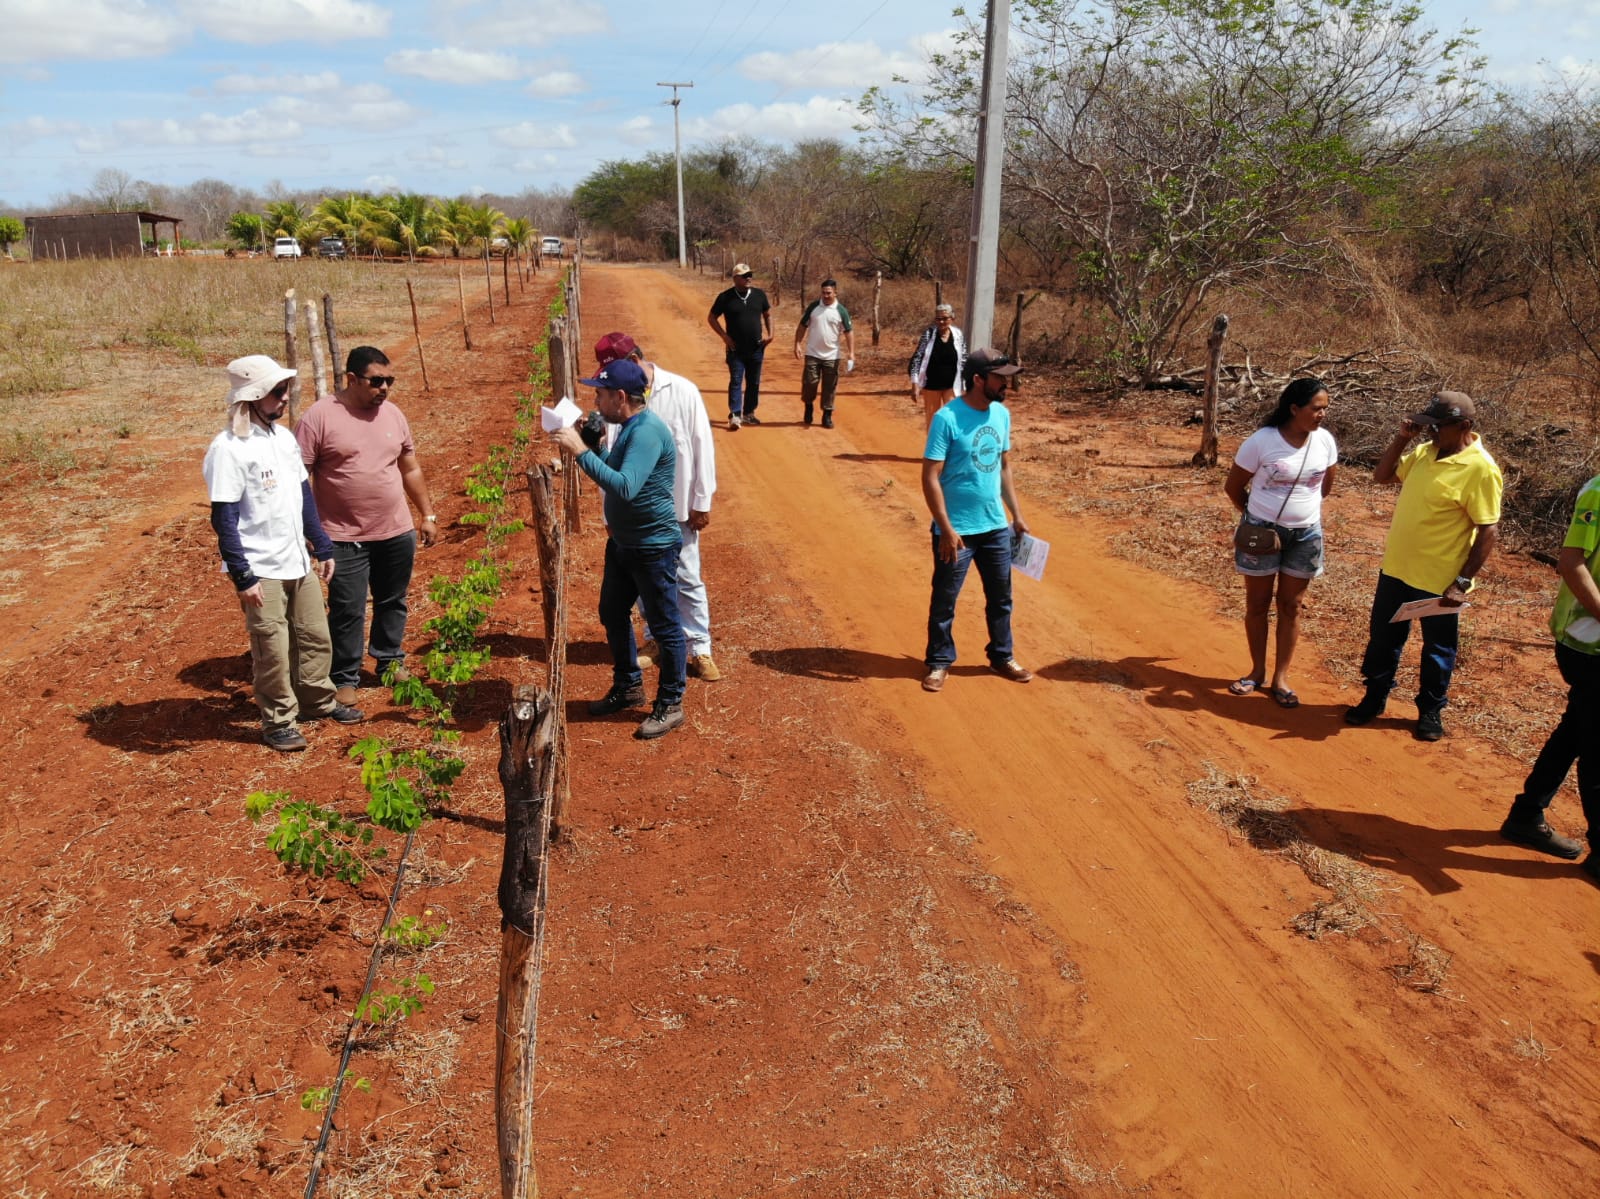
587, 263, 1599, 1196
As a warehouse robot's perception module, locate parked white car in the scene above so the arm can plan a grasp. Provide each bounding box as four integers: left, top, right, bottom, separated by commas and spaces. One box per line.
540, 236, 563, 258
273, 237, 302, 260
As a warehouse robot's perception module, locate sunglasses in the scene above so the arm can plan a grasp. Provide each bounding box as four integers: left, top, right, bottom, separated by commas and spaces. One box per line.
736, 273, 753, 280
267, 381, 290, 396
360, 374, 396, 388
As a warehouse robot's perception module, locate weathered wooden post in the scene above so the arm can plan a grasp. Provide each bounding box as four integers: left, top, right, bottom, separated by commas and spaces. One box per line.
1193, 313, 1230, 467
502, 249, 511, 306
548, 319, 582, 535
484, 248, 496, 325
1009, 292, 1025, 362
305, 300, 329, 399
872, 271, 882, 347
495, 684, 557, 1199
525, 465, 570, 835
282, 289, 301, 421
405, 279, 432, 391
323, 293, 344, 389
457, 263, 474, 351
935, 279, 943, 309
771, 257, 780, 306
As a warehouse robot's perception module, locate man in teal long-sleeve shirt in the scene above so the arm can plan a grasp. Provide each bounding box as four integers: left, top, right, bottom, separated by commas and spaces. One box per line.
551, 358, 688, 740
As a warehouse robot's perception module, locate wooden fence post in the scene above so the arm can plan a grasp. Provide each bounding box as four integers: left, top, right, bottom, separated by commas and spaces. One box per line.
548, 320, 582, 535
323, 293, 344, 390
305, 300, 329, 400
525, 465, 570, 835
872, 271, 882, 347
495, 685, 557, 1199
405, 279, 432, 391
283, 290, 301, 421
935, 279, 943, 309
502, 250, 511, 306
457, 263, 474, 351
1009, 291, 1025, 363
1193, 314, 1230, 467
484, 249, 496, 325
771, 257, 780, 306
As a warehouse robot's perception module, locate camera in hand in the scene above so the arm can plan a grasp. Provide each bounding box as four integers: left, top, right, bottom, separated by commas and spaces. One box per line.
577, 410, 606, 450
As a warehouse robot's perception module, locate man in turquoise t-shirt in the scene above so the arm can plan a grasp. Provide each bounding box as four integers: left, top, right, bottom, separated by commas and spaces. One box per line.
1499, 473, 1600, 881
550, 358, 687, 741
920, 348, 1033, 693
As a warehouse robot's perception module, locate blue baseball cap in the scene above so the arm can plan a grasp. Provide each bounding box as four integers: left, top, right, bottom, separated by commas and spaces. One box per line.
579, 358, 648, 395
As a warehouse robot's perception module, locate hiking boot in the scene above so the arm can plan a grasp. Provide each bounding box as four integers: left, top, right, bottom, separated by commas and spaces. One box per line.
334, 685, 359, 706
821, 412, 835, 429
263, 725, 308, 752
1343, 693, 1385, 725
1414, 709, 1444, 742
635, 639, 658, 670
743, 414, 762, 426
990, 658, 1033, 683
1500, 814, 1583, 860
803, 402, 814, 426
588, 684, 646, 716
636, 701, 685, 740
728, 413, 742, 431
687, 653, 722, 681
306, 702, 365, 724
922, 667, 949, 693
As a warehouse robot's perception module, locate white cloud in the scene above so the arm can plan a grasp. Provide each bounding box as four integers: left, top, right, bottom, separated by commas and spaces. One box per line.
112, 111, 305, 147
364, 173, 401, 191
410, 145, 469, 170
449, 0, 610, 48
213, 71, 343, 95
177, 0, 389, 45
1, 0, 185, 64
2, 116, 88, 144
616, 114, 655, 147
267, 90, 415, 128
526, 70, 584, 98
739, 40, 939, 91
688, 97, 859, 142
511, 154, 560, 172
386, 47, 523, 84
492, 122, 577, 150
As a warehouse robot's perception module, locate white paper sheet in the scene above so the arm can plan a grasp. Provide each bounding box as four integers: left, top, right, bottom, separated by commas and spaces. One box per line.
1389, 596, 1470, 622
1012, 533, 1050, 581
539, 396, 583, 432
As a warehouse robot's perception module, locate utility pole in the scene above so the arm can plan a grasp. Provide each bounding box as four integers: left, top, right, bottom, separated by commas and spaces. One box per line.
963, 0, 1010, 351
657, 81, 693, 269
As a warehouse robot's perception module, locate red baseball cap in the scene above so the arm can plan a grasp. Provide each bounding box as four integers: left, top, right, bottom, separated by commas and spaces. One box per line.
594, 332, 637, 367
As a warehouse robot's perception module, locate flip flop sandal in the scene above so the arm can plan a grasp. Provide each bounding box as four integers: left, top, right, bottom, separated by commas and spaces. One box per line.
1270, 688, 1300, 709
1228, 677, 1260, 696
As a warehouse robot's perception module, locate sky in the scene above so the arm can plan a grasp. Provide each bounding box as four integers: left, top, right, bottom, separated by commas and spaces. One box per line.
1, 0, 1597, 213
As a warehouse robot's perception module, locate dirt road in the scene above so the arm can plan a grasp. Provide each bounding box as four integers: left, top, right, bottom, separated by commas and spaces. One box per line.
582, 263, 1598, 1194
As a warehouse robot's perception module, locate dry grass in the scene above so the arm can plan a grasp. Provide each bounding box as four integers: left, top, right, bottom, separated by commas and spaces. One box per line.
1186, 763, 1457, 992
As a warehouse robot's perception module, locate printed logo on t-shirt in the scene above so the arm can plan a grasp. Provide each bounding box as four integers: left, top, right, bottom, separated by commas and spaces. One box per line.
259, 467, 279, 491
972, 425, 1002, 473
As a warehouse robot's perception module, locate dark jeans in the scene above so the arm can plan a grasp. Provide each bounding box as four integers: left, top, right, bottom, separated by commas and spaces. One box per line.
726, 346, 765, 417
1357, 571, 1459, 713
925, 527, 1014, 669
598, 539, 686, 705
1511, 642, 1599, 848
328, 532, 416, 687
801, 356, 840, 412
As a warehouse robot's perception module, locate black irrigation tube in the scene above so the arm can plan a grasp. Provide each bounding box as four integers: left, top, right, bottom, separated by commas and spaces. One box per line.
303, 826, 418, 1199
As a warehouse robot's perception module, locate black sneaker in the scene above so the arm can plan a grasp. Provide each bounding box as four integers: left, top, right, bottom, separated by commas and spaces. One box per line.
803, 403, 814, 426
1499, 814, 1583, 860
263, 725, 308, 752
306, 702, 365, 724
636, 701, 685, 740
743, 414, 762, 425
1414, 709, 1444, 741
1343, 694, 1385, 725
588, 684, 646, 716
821, 412, 835, 429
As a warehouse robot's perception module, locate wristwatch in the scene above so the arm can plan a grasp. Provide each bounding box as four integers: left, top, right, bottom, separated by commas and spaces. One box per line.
1453, 574, 1472, 590
423, 515, 437, 522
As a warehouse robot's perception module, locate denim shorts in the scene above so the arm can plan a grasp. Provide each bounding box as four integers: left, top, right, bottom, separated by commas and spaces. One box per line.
1234, 516, 1324, 579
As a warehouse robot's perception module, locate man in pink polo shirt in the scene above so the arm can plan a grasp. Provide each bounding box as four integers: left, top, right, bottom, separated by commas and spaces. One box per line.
295, 346, 438, 703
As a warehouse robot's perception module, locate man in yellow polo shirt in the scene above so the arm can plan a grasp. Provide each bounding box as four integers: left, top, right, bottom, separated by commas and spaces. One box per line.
1345, 392, 1503, 741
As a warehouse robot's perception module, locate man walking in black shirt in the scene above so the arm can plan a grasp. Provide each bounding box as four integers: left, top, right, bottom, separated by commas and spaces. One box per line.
707, 262, 773, 430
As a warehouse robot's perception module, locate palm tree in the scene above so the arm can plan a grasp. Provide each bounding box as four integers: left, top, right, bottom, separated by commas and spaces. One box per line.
430, 197, 473, 258
500, 217, 533, 255
460, 202, 507, 253
263, 200, 307, 241
310, 194, 366, 244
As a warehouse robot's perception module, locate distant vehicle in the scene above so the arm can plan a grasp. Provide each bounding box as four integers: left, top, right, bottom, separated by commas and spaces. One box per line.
273, 237, 302, 260
540, 236, 563, 258
490, 236, 512, 256
318, 237, 346, 260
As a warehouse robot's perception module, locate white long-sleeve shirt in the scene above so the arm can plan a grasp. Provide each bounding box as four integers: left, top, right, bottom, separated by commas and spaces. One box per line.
641, 363, 716, 522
